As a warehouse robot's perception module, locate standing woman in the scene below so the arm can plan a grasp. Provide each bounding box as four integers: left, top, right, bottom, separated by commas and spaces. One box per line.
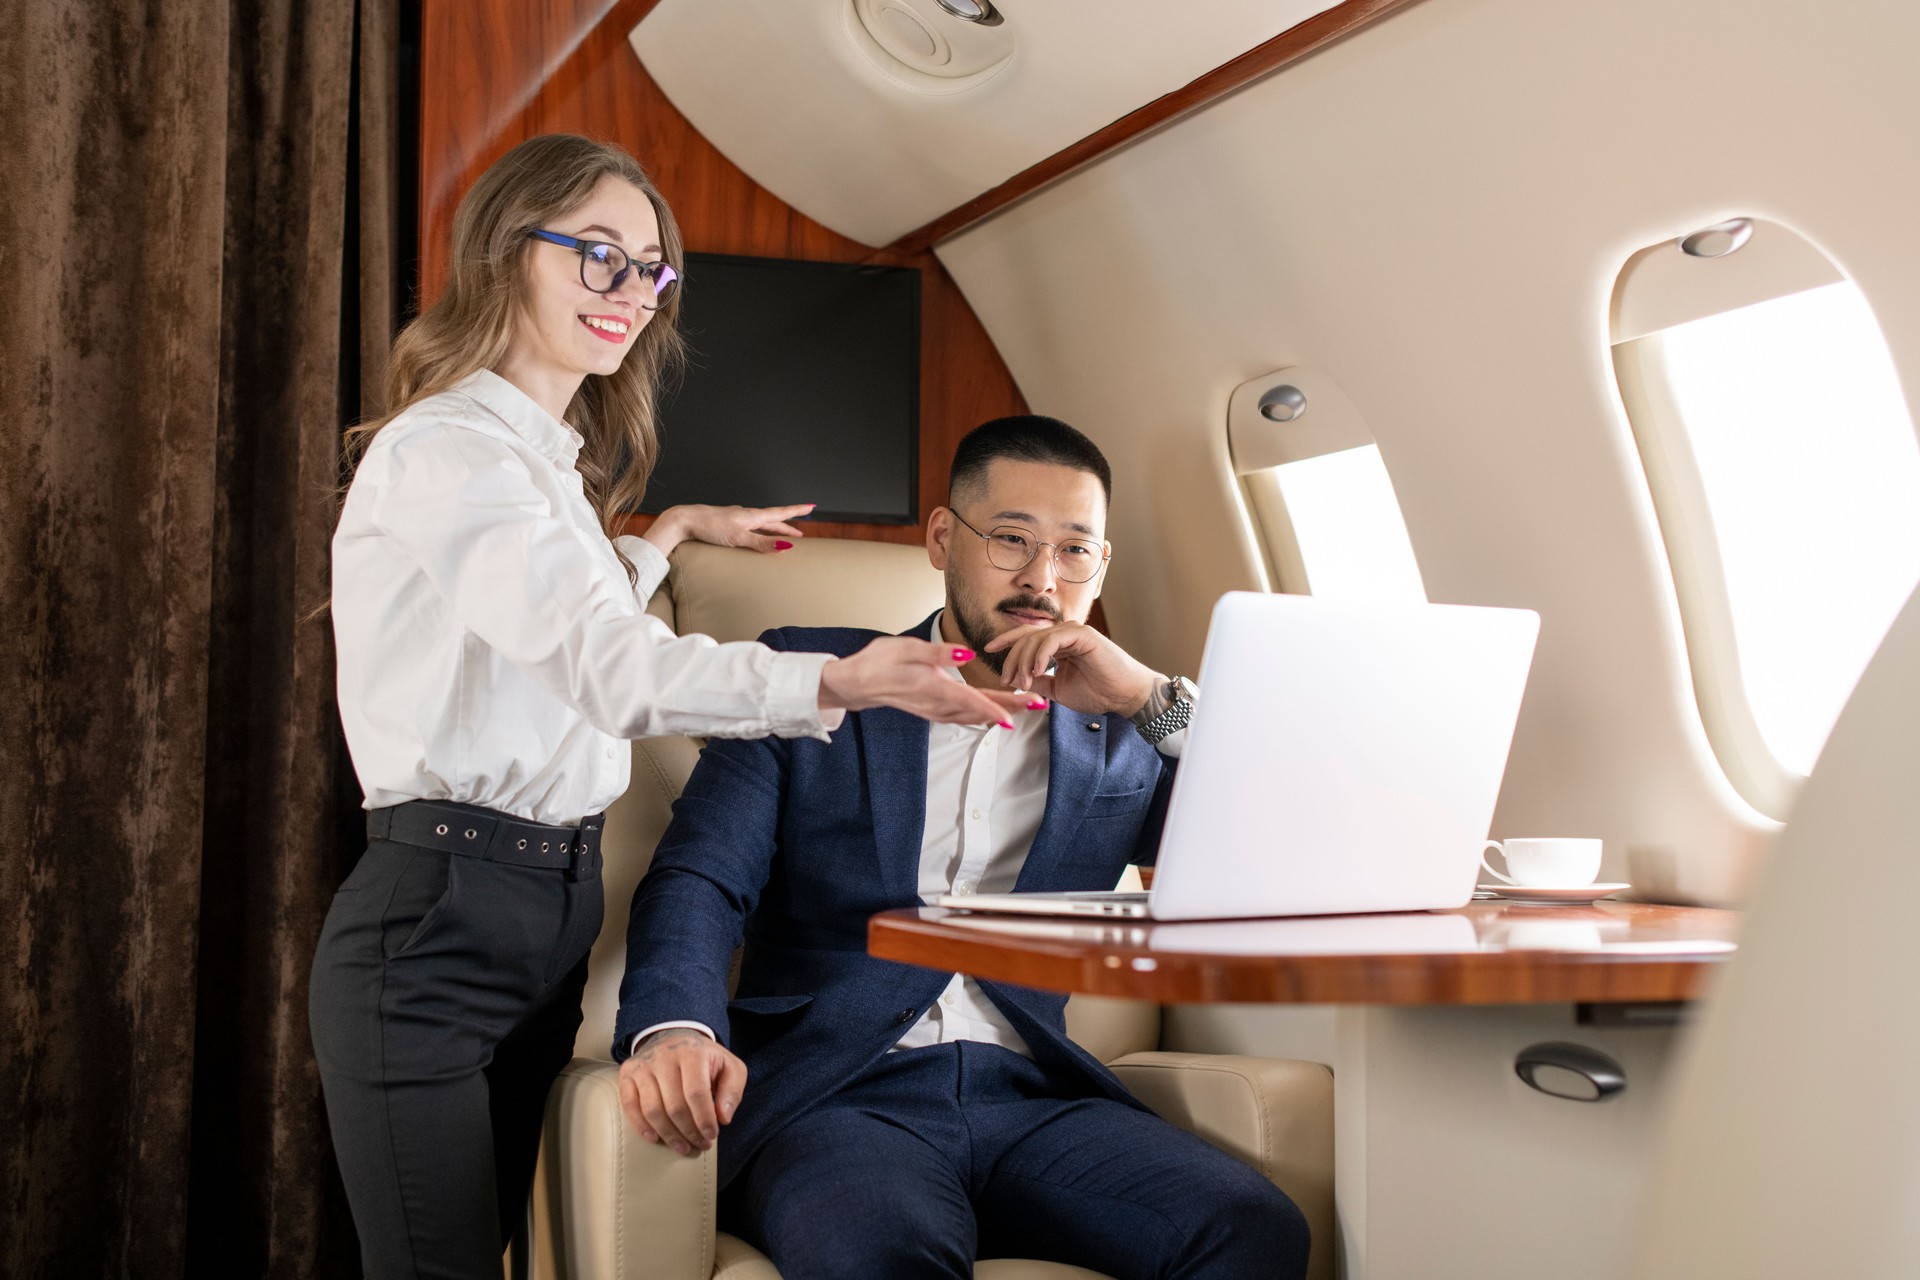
311, 134, 1036, 1279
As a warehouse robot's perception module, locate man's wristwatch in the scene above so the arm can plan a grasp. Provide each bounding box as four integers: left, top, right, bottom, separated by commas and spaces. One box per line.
1131, 676, 1198, 744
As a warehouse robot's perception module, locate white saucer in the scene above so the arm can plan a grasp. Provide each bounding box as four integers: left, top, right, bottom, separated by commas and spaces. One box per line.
1480, 882, 1630, 905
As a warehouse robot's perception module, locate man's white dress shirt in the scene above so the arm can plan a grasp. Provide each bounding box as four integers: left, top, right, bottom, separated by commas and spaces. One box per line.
333, 369, 839, 827
632, 612, 1190, 1057
893, 612, 1052, 1056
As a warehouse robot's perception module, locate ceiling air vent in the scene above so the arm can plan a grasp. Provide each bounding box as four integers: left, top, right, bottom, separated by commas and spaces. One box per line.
850, 0, 1014, 90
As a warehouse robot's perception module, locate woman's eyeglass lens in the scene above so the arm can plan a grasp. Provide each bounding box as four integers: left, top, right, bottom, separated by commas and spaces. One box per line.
580, 243, 678, 307
530, 231, 680, 309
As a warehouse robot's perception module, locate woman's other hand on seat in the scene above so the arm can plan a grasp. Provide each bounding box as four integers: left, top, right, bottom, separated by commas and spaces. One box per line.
818, 637, 1046, 728
642, 503, 816, 558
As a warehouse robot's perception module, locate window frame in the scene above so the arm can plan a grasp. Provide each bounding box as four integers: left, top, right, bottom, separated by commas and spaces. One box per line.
1227, 367, 1426, 603
1610, 220, 1918, 819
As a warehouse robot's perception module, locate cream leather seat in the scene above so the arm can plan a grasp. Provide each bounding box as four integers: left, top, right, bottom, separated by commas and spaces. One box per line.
1630, 589, 1920, 1278
525, 540, 1335, 1280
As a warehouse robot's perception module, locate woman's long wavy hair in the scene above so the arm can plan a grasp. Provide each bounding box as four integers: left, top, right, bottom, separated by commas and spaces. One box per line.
346, 134, 687, 584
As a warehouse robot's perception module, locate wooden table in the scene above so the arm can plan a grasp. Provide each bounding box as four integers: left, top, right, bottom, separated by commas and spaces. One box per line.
868, 901, 1737, 1005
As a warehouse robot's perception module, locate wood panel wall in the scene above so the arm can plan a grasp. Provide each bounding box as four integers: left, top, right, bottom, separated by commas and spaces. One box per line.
417, 0, 1028, 546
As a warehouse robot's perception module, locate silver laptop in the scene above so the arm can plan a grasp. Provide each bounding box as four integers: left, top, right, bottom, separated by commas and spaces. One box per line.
936, 591, 1540, 922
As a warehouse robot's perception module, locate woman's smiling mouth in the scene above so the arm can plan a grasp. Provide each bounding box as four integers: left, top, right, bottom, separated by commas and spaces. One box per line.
579, 314, 629, 342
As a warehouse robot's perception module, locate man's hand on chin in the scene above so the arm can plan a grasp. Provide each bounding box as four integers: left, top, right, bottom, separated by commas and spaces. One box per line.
617, 1028, 748, 1157
983, 619, 1165, 718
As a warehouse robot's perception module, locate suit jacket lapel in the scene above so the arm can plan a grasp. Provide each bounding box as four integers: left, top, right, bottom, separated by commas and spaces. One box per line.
1012, 708, 1107, 892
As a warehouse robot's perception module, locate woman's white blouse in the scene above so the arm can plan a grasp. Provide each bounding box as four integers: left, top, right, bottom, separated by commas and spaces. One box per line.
333, 369, 839, 825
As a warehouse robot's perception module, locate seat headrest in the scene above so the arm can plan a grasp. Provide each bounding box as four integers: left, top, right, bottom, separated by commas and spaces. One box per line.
663, 538, 948, 644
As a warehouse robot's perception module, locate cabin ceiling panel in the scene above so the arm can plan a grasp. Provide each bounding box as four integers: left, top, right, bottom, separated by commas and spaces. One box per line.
934, 0, 1920, 905
628, 0, 1342, 247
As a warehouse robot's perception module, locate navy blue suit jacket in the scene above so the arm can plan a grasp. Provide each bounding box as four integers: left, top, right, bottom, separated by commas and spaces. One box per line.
613, 615, 1177, 1187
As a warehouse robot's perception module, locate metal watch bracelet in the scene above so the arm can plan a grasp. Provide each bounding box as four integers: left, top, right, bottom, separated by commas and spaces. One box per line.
1133, 676, 1197, 744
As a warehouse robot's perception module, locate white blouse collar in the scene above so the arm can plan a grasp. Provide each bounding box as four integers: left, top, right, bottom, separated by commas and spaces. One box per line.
460, 368, 587, 464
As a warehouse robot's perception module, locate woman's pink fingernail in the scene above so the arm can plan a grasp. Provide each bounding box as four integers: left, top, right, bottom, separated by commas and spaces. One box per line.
1028, 698, 1048, 710
774, 540, 794, 550
953, 647, 975, 663
998, 719, 1016, 730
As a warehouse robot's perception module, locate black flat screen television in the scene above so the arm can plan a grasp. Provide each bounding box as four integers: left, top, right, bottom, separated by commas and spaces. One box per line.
638, 252, 920, 525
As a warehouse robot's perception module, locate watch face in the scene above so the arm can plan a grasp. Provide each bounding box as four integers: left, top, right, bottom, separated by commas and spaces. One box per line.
1172, 676, 1198, 701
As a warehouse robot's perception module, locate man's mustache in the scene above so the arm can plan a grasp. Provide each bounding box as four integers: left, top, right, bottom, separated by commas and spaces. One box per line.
997, 596, 1060, 621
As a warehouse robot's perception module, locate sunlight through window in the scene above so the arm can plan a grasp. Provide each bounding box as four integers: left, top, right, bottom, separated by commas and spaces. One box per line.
1651, 282, 1920, 774
1265, 445, 1427, 603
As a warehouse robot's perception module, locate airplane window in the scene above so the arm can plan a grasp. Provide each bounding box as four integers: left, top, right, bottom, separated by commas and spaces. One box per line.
1230, 369, 1427, 603
1612, 225, 1920, 816
1243, 445, 1427, 602
1658, 285, 1920, 772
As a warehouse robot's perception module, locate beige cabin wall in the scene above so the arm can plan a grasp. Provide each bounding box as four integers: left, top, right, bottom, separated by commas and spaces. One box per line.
935, 0, 1920, 905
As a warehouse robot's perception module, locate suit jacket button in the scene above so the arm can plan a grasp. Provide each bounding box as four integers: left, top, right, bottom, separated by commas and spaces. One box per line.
896, 1009, 916, 1025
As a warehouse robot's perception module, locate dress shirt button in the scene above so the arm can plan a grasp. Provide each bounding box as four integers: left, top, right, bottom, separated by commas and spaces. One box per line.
605, 745, 618, 759
970, 808, 983, 822
941, 991, 959, 1008
954, 879, 974, 895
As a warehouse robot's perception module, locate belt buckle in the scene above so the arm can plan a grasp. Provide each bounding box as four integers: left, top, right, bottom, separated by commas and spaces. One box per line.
567, 819, 603, 882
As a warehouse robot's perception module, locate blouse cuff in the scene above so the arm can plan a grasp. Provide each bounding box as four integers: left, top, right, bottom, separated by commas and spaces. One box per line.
767, 650, 844, 739
613, 533, 672, 605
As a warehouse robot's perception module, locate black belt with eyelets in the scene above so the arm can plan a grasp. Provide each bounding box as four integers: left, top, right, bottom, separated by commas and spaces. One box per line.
367, 799, 605, 881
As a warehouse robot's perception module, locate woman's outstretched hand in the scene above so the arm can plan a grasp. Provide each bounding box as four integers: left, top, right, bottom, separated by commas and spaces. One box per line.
642, 503, 816, 557
819, 637, 1047, 727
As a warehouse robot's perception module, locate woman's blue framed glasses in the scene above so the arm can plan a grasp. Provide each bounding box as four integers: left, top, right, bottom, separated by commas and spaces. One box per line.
528, 230, 680, 309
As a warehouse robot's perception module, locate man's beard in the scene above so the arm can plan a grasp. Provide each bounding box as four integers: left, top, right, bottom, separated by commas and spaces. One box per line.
946, 576, 1061, 677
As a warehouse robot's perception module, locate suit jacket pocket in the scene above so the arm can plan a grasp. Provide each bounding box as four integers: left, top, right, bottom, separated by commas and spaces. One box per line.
726, 992, 815, 1056
727, 992, 815, 1017
1081, 786, 1152, 819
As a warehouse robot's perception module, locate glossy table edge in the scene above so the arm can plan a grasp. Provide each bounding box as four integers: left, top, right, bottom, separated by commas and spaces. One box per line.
867, 903, 1739, 1005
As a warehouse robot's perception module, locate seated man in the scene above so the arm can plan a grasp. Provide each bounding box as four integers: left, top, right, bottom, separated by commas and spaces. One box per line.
613, 415, 1309, 1280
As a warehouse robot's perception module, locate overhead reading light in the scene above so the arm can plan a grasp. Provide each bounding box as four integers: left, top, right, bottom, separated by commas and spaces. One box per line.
932, 0, 1003, 24
1677, 218, 1755, 259
1258, 384, 1308, 422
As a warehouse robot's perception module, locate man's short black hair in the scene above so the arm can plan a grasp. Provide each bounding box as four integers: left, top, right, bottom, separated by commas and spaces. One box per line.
948, 415, 1112, 509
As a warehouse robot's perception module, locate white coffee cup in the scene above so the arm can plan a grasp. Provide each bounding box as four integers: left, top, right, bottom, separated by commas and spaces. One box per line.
1481, 838, 1603, 888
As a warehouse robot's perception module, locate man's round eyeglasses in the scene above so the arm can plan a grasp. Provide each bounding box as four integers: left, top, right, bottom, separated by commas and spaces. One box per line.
951, 511, 1108, 584
528, 230, 680, 309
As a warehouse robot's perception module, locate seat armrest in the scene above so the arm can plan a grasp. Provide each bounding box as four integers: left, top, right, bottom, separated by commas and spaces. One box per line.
529, 1058, 717, 1280
1107, 1051, 1334, 1280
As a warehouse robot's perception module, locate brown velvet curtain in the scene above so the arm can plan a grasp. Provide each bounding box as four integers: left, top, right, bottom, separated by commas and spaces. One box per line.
1, 0, 400, 1274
